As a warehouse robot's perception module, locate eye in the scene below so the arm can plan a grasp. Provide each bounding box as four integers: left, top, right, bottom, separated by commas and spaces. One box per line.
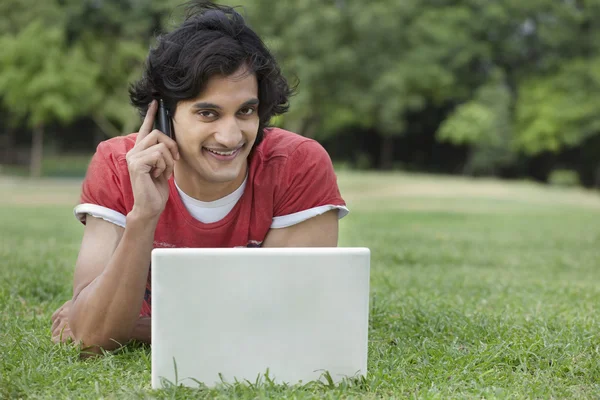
198, 110, 217, 119
238, 107, 256, 116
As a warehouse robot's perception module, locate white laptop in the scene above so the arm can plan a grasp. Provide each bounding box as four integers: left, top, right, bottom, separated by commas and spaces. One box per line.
151, 247, 370, 388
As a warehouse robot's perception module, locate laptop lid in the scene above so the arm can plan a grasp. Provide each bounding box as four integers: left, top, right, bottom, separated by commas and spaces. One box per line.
151, 247, 370, 388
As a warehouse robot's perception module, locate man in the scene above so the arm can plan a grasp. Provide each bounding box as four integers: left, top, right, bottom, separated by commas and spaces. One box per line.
51, 2, 348, 354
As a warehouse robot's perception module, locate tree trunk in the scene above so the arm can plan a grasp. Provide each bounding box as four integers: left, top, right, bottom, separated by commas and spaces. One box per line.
30, 124, 44, 178
379, 134, 394, 170
2, 126, 16, 164
462, 147, 475, 176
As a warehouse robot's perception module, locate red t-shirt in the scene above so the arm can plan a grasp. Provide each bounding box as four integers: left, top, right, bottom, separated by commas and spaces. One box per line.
76, 127, 346, 316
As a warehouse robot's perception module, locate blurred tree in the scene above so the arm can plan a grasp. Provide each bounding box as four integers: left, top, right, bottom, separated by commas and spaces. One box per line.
240, 0, 360, 140
435, 0, 600, 181
1, 0, 600, 184
61, 0, 181, 138
0, 22, 99, 176
0, 0, 64, 34
242, 0, 491, 168
438, 70, 514, 175
515, 58, 600, 154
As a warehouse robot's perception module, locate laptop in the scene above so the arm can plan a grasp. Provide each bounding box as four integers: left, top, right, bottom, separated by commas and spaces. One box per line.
151, 247, 370, 388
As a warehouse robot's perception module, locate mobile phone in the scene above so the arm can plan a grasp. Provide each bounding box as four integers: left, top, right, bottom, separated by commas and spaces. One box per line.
155, 98, 173, 138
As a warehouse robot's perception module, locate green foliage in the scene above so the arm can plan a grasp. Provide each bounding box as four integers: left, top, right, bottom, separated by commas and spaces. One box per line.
438, 71, 514, 174
515, 58, 600, 155
0, 21, 99, 127
0, 0, 64, 34
81, 37, 148, 135
60, 0, 181, 136
249, 0, 600, 173
0, 0, 180, 137
439, 103, 496, 146
2, 0, 600, 178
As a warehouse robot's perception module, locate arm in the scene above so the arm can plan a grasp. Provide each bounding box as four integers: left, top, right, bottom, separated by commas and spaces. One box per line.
52, 295, 152, 346
262, 210, 339, 248
60, 100, 178, 355
130, 316, 152, 344
67, 213, 157, 354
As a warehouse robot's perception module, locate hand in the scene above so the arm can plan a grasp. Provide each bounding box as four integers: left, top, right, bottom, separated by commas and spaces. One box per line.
52, 299, 151, 345
126, 100, 180, 221
51, 299, 75, 344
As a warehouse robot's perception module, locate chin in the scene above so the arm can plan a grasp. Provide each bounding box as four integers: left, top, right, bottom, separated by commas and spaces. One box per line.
202, 169, 243, 183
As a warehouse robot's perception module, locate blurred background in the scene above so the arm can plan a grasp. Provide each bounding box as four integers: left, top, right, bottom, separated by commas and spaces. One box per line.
0, 0, 599, 189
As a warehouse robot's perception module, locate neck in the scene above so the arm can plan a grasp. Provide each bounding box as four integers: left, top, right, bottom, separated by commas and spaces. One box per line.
173, 163, 247, 202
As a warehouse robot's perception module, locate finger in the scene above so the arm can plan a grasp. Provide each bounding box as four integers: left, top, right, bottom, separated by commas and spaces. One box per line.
135, 144, 175, 176
131, 148, 170, 176
131, 131, 179, 165
152, 154, 167, 178
57, 325, 71, 343
163, 153, 175, 180
51, 316, 62, 332
51, 299, 71, 321
62, 329, 73, 344
136, 100, 158, 144
148, 131, 180, 161
52, 324, 66, 343
138, 130, 180, 160
154, 143, 175, 179
52, 319, 66, 336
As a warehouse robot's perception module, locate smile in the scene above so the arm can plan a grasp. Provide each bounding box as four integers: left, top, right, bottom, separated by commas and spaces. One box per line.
203, 145, 244, 160
206, 148, 237, 156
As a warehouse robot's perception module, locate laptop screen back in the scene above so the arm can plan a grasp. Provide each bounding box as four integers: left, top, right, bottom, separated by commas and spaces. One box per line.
151, 247, 370, 388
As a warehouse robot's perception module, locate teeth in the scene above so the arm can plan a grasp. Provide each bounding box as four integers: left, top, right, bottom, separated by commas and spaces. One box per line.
206, 148, 236, 156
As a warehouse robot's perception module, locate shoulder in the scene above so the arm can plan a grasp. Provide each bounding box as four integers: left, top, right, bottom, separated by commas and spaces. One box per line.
250, 129, 345, 219
94, 133, 138, 163
77, 134, 137, 222
250, 127, 336, 189
252, 127, 330, 164
83, 134, 137, 190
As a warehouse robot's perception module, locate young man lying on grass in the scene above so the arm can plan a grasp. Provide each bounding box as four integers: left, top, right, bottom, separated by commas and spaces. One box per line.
51, 1, 347, 355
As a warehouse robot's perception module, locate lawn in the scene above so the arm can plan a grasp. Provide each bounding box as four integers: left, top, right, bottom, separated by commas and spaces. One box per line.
1, 172, 599, 399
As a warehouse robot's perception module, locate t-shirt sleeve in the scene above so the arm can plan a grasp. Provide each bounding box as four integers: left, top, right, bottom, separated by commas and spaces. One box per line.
272, 140, 348, 228
73, 142, 130, 227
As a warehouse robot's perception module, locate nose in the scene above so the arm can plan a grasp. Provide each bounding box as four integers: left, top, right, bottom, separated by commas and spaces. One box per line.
214, 117, 243, 149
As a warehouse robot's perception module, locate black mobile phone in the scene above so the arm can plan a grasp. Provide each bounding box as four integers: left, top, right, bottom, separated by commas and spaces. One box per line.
155, 98, 172, 138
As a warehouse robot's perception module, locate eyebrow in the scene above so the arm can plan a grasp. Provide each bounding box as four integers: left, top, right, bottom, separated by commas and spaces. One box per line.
191, 98, 259, 110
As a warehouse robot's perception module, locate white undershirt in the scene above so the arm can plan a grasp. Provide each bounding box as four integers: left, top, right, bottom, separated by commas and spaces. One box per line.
74, 177, 349, 228
174, 177, 247, 224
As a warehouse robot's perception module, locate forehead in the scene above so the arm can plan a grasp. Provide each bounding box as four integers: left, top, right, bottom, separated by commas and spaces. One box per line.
195, 68, 258, 104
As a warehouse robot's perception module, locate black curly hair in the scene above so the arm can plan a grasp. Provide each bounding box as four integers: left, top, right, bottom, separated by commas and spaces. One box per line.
129, 1, 294, 146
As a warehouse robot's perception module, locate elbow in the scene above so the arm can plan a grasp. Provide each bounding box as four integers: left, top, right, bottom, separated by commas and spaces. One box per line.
75, 331, 129, 357
70, 319, 129, 356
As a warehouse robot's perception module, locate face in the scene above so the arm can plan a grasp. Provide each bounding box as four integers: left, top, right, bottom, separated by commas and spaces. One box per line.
172, 66, 260, 186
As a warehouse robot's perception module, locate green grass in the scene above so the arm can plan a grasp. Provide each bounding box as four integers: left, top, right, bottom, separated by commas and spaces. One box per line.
1, 172, 599, 399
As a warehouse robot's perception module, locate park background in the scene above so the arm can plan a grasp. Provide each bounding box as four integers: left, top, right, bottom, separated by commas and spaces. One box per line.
1, 0, 600, 398
1, 0, 600, 185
